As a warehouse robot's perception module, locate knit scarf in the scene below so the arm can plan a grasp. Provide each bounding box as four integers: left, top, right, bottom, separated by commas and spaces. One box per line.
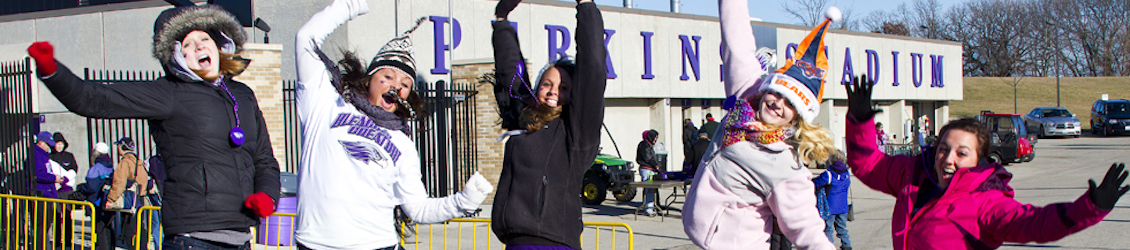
720, 99, 795, 148
312, 43, 411, 134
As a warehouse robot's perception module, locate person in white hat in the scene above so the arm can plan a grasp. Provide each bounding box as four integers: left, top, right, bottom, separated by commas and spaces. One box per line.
292, 0, 493, 249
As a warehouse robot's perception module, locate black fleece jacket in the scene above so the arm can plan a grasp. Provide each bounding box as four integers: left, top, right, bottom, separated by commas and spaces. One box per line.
490, 3, 607, 249
40, 63, 280, 236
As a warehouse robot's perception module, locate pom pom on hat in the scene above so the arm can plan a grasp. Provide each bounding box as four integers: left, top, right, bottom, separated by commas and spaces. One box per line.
825, 6, 841, 23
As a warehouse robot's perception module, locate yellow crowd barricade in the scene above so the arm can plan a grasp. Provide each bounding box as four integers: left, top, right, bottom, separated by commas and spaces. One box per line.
0, 193, 97, 250
398, 218, 634, 250
132, 209, 635, 250
134, 206, 162, 250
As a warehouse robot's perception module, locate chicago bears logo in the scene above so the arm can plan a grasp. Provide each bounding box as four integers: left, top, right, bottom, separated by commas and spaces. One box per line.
793, 60, 825, 80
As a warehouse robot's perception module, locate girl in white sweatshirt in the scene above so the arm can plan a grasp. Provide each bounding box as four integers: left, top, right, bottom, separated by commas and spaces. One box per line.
293, 0, 492, 249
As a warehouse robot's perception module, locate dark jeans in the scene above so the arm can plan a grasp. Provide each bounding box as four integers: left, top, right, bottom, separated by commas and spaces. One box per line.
298, 242, 401, 250
770, 233, 792, 250
824, 213, 852, 248
54, 201, 75, 249
33, 200, 56, 249
163, 235, 250, 250
95, 209, 116, 250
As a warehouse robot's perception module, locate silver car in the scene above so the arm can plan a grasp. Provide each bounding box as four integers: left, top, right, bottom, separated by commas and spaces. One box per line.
1024, 107, 1082, 138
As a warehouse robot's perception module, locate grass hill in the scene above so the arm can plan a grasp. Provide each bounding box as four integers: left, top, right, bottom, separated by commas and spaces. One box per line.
953, 77, 1130, 129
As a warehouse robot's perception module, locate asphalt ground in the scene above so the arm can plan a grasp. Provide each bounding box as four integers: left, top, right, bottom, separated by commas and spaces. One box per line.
556, 131, 1130, 250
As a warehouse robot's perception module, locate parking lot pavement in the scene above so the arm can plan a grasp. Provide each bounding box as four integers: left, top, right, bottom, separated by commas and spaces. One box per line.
562, 133, 1130, 250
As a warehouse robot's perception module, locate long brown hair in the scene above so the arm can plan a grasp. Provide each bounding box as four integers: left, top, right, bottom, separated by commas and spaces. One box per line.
522, 60, 575, 132
338, 50, 424, 119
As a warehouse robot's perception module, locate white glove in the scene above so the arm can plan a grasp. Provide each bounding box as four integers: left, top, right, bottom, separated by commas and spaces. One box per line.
457, 172, 494, 211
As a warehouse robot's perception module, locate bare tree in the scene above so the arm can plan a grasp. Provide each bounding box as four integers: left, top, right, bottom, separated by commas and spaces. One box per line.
781, 0, 830, 27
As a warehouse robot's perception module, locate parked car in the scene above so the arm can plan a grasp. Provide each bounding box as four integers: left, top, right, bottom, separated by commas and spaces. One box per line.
1090, 99, 1130, 137
1024, 107, 1081, 138
976, 111, 1036, 164
581, 153, 637, 205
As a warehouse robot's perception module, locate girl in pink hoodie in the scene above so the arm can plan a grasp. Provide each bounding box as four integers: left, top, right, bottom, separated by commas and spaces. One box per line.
844, 76, 1129, 250
681, 0, 842, 249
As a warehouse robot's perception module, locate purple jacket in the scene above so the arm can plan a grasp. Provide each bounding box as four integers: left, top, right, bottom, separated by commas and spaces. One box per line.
846, 116, 1108, 249
32, 145, 58, 198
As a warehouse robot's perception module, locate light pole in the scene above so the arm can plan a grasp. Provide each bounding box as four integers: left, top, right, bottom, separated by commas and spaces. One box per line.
1045, 20, 1061, 107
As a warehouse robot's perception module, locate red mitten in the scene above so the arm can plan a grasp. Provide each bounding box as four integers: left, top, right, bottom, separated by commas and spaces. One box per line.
244, 192, 275, 218
27, 41, 57, 76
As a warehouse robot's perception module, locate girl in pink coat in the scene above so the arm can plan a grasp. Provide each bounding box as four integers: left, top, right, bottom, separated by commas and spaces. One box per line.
844, 76, 1129, 250
681, 0, 842, 249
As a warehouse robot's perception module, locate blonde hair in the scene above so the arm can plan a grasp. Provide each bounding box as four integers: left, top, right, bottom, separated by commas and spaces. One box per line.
792, 119, 836, 167
191, 52, 248, 81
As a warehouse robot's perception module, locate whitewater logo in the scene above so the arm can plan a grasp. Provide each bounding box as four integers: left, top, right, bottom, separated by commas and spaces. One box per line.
331, 113, 403, 163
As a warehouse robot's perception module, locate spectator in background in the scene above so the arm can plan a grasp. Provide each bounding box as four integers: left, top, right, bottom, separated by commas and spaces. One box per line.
50, 132, 79, 249
82, 142, 116, 250
687, 132, 711, 176
107, 137, 147, 249
699, 113, 720, 141
876, 122, 887, 153
814, 151, 852, 250
636, 129, 661, 216
682, 119, 697, 165
33, 131, 63, 248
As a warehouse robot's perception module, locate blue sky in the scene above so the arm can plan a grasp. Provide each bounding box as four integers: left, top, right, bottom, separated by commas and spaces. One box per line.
585, 0, 963, 26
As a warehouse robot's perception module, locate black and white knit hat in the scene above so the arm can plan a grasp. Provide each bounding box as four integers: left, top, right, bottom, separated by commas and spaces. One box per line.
151, 4, 246, 65
364, 18, 425, 83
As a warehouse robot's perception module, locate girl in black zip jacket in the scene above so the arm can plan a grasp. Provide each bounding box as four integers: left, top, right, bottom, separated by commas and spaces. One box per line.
489, 0, 607, 249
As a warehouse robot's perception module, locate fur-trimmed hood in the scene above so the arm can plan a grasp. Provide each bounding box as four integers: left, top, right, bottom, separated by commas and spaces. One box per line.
152, 4, 246, 67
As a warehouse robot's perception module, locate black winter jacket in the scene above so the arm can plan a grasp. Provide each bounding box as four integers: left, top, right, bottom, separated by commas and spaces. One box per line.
490, 3, 606, 249
636, 130, 659, 171
41, 63, 280, 236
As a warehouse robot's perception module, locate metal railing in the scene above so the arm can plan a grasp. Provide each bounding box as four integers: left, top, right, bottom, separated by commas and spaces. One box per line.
0, 193, 97, 250
132, 208, 635, 250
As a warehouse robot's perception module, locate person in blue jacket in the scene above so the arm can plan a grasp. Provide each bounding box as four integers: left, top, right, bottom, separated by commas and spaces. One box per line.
813, 151, 852, 250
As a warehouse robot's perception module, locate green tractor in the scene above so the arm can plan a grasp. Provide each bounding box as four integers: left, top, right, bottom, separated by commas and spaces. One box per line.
580, 154, 637, 205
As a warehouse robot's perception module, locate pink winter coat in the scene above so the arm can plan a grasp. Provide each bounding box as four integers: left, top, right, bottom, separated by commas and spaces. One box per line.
846, 116, 1109, 250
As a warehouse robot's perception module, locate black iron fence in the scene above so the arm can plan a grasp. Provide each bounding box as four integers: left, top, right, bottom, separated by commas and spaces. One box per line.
0, 58, 34, 196
282, 80, 300, 173
83, 68, 162, 161
411, 80, 479, 197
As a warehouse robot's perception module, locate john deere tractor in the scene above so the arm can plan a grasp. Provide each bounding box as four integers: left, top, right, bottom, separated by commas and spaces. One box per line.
580, 154, 637, 205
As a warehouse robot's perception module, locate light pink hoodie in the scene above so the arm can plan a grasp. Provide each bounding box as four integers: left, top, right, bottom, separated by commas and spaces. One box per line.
680, 0, 834, 249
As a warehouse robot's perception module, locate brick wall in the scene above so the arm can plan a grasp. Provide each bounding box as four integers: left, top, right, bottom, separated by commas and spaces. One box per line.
452, 61, 505, 203
234, 43, 287, 171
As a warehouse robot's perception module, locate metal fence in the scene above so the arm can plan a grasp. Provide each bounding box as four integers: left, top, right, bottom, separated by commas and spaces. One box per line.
0, 194, 97, 249
0, 58, 35, 196
83, 68, 163, 160
282, 80, 300, 173
411, 80, 479, 197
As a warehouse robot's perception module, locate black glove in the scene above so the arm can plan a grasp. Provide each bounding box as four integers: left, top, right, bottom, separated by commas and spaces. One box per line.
1089, 163, 1130, 210
495, 0, 522, 19
846, 74, 881, 121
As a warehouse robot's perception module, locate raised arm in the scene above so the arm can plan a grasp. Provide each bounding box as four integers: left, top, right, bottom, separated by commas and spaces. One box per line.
846, 116, 920, 196
567, 1, 607, 165
492, 7, 533, 131
36, 63, 175, 119
394, 138, 491, 223
718, 0, 766, 98
979, 192, 1107, 244
294, 0, 369, 121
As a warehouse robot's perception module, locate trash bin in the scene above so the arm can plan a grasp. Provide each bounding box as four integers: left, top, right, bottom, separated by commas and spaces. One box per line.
258, 172, 298, 245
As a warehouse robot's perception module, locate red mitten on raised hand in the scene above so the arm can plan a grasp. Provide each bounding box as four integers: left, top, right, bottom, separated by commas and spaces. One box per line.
27, 41, 57, 76
244, 192, 275, 218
